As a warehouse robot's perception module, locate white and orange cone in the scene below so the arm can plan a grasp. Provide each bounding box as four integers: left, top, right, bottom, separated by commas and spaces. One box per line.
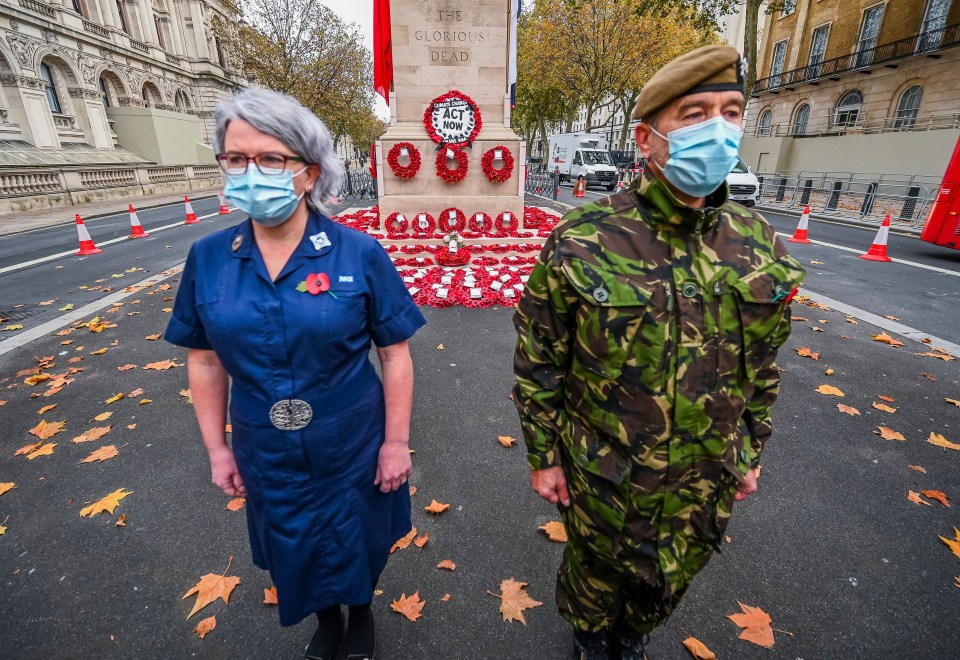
218, 190, 230, 215
128, 204, 149, 238
184, 196, 198, 224
75, 214, 102, 255
860, 214, 893, 262
574, 177, 585, 199
788, 205, 812, 243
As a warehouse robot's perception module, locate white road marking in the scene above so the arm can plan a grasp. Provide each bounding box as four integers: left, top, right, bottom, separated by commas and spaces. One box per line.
776, 232, 960, 277
0, 265, 185, 357
0, 209, 232, 276
800, 287, 959, 358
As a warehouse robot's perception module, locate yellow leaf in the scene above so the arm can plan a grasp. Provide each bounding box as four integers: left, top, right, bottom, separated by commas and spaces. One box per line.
390, 591, 425, 622
263, 587, 278, 605
2, 324, 24, 331
72, 426, 112, 443
436, 344, 444, 350
144, 359, 182, 370
871, 402, 897, 413
539, 520, 567, 543
182, 557, 241, 619
145, 334, 161, 340
884, 315, 901, 321
94, 412, 113, 422
127, 424, 137, 430
795, 347, 820, 361
0, 482, 15, 496
815, 384, 845, 397
81, 445, 118, 463
193, 614, 217, 639
940, 528, 960, 561
180, 389, 194, 403
915, 351, 956, 362
872, 332, 904, 347
37, 404, 58, 415
946, 398, 960, 408
27, 443, 57, 460
24, 374, 51, 386
80, 488, 132, 517
425, 500, 450, 515
928, 432, 960, 451
498, 435, 517, 447
726, 601, 775, 648
139, 399, 152, 405
390, 527, 417, 553
89, 348, 109, 355
105, 393, 124, 404
837, 404, 861, 416
117, 364, 137, 371
875, 426, 905, 441
682, 636, 718, 660
115, 514, 126, 527
488, 578, 543, 625
29, 419, 66, 439
14, 442, 41, 456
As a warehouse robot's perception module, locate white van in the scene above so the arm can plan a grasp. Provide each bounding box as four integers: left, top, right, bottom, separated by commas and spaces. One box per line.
727, 158, 759, 206
548, 132, 620, 191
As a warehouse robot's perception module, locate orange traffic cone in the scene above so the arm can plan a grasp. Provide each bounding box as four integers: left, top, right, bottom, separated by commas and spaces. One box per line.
128, 204, 149, 238
74, 214, 102, 255
218, 190, 230, 215
184, 196, 198, 224
574, 177, 585, 199
860, 214, 893, 262
788, 205, 811, 243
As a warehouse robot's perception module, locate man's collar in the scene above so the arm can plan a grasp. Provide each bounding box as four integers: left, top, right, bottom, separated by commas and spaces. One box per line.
634, 171, 727, 231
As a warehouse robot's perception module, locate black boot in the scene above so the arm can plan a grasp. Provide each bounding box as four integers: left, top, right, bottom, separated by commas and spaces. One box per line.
345, 603, 376, 660
615, 630, 649, 660
305, 605, 343, 660
573, 628, 611, 660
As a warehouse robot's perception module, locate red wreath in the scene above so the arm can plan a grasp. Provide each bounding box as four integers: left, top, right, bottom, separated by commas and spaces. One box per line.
387, 142, 422, 179
384, 212, 408, 236
438, 207, 466, 233
495, 211, 519, 234
410, 212, 436, 236
436, 147, 469, 183
469, 212, 493, 235
481, 146, 515, 183
423, 90, 482, 147
436, 248, 471, 267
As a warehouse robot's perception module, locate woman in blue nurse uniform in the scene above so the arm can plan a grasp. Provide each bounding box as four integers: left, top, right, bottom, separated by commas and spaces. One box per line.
164, 88, 425, 660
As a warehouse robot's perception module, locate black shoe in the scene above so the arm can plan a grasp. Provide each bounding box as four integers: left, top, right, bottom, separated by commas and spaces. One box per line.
305, 609, 344, 660
615, 630, 649, 660
345, 609, 376, 660
573, 628, 611, 660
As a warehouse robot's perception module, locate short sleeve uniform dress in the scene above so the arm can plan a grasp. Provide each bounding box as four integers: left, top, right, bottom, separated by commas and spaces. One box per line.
164, 211, 426, 626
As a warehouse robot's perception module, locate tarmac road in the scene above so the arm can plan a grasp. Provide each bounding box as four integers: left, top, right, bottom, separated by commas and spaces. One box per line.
0, 197, 958, 658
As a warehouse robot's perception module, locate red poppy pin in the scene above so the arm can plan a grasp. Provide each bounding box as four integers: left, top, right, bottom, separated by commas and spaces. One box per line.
296, 273, 338, 298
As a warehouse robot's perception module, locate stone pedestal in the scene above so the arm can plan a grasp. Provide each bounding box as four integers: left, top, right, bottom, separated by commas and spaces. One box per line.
377, 1, 525, 223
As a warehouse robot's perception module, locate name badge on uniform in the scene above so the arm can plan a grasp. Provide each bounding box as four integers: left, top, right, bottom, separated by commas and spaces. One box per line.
309, 231, 332, 251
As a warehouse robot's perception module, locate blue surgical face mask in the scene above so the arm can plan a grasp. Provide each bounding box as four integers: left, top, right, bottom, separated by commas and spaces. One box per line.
224, 166, 308, 227
650, 116, 742, 198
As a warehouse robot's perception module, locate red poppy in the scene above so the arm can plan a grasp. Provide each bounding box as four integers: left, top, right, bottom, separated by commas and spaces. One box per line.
306, 273, 331, 295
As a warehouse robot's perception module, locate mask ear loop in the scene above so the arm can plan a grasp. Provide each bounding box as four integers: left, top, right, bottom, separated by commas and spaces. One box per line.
644, 123, 670, 173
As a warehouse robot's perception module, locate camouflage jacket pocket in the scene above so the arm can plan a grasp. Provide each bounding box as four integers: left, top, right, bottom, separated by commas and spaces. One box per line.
731, 272, 792, 380
560, 259, 657, 383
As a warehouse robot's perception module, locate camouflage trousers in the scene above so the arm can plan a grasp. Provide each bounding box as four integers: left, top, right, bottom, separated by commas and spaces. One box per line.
555, 446, 740, 635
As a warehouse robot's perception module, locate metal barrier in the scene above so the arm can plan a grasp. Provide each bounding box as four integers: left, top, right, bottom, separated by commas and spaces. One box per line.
755, 172, 937, 227
525, 172, 559, 200
337, 170, 377, 201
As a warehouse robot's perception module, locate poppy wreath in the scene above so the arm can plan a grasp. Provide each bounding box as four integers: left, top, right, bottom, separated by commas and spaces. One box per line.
436, 248, 471, 267
387, 142, 422, 179
423, 90, 482, 146
469, 212, 493, 235
384, 212, 409, 236
494, 211, 519, 234
435, 147, 469, 183
438, 207, 467, 233
410, 212, 436, 236
481, 146, 515, 183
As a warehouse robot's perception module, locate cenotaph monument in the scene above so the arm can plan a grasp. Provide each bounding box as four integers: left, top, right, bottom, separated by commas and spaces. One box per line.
376, 1, 525, 229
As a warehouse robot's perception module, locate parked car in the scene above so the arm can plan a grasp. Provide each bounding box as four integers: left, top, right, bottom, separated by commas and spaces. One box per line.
727, 158, 759, 206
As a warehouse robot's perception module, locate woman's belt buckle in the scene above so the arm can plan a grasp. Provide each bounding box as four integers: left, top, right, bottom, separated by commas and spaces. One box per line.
268, 399, 313, 431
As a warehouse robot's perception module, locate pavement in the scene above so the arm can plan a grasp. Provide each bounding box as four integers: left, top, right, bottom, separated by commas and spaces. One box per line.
0, 194, 959, 658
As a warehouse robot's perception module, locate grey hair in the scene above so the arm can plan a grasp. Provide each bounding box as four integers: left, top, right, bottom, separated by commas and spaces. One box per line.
213, 88, 343, 215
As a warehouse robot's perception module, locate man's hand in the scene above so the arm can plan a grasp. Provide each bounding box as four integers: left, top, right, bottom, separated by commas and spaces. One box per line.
530, 466, 571, 507
735, 468, 760, 501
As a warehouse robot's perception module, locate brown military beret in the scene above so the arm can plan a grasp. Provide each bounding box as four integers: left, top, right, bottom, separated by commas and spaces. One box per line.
632, 45, 744, 121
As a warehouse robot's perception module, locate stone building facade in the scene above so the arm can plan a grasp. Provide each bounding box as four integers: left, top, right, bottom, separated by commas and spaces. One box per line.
741, 0, 960, 177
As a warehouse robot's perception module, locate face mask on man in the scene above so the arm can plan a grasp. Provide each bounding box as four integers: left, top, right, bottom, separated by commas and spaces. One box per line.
224, 166, 308, 227
650, 116, 741, 198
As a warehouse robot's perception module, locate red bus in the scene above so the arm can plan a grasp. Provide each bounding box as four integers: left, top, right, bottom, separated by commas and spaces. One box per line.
921, 136, 960, 250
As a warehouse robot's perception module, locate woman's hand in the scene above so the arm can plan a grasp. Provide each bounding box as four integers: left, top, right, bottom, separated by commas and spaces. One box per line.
209, 446, 246, 497
375, 441, 412, 493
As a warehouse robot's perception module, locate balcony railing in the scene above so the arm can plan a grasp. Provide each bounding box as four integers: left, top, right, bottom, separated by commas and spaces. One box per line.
129, 39, 150, 53
747, 110, 960, 138
753, 22, 960, 95
82, 19, 110, 38
19, 0, 56, 18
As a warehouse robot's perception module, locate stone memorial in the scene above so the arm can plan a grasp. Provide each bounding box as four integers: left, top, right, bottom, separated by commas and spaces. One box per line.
376, 0, 525, 226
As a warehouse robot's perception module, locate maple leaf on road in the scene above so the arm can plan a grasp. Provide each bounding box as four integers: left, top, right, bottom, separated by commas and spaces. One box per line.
837, 404, 861, 416
875, 426, 905, 441
539, 521, 568, 543
928, 432, 960, 451
940, 528, 960, 561
263, 587, 278, 605
226, 498, 246, 511
488, 578, 543, 625
0, 483, 14, 496
908, 490, 932, 506
73, 426, 112, 443
391, 592, 425, 622
815, 384, 844, 397
80, 488, 132, 517
909, 465, 927, 474
425, 500, 450, 515
391, 528, 417, 553
682, 636, 717, 660
414, 532, 429, 548
81, 445, 118, 463
193, 614, 217, 639
497, 435, 517, 447
946, 398, 960, 407
795, 347, 820, 360
922, 490, 950, 507
872, 402, 897, 413
26, 442, 57, 460
144, 359, 182, 371
727, 601, 775, 648
437, 560, 457, 571
29, 420, 65, 440
182, 557, 241, 619
872, 332, 904, 347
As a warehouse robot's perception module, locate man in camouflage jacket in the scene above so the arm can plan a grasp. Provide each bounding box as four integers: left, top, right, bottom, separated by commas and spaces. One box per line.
513, 46, 805, 660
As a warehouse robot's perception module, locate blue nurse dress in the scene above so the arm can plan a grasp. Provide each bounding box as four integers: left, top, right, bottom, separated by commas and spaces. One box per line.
164, 211, 426, 626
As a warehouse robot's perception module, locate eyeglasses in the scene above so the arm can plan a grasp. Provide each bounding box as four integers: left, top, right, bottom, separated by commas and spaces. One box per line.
215, 152, 306, 176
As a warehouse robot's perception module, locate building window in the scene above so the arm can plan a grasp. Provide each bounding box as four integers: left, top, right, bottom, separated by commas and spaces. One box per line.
808, 25, 830, 78
855, 5, 885, 67
71, 0, 83, 15
793, 104, 810, 135
919, 0, 952, 52
116, 0, 128, 33
100, 77, 110, 108
154, 16, 166, 48
40, 62, 62, 114
770, 40, 788, 87
757, 110, 773, 136
782, 0, 796, 17
833, 90, 863, 129
215, 36, 226, 68
893, 85, 923, 128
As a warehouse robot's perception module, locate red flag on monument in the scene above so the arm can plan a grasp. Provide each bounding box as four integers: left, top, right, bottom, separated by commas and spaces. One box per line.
373, 0, 393, 106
